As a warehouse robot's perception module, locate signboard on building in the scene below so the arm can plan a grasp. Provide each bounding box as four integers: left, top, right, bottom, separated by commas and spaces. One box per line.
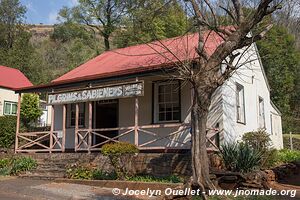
47, 81, 144, 105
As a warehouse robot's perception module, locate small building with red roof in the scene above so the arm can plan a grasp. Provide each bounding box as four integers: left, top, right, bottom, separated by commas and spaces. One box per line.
0, 65, 32, 116
14, 32, 283, 153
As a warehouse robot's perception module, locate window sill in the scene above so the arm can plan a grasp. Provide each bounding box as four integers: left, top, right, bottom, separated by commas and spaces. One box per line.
237, 121, 246, 125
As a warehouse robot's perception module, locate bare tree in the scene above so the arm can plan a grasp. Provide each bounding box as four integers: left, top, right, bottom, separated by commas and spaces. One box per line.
169, 0, 282, 198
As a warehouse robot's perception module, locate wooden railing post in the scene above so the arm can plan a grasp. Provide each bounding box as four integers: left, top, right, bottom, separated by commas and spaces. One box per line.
134, 78, 139, 147
88, 102, 92, 153
62, 104, 66, 152
50, 105, 54, 153
14, 93, 21, 153
75, 103, 79, 152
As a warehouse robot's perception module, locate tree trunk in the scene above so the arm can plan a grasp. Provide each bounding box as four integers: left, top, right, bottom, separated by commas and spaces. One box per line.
190, 86, 216, 199
104, 34, 110, 51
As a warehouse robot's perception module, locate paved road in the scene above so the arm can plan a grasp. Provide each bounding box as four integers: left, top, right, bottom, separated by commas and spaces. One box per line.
0, 177, 131, 200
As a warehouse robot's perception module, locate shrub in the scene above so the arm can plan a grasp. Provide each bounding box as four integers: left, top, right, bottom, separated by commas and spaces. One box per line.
101, 142, 139, 180
66, 165, 93, 179
276, 149, 300, 163
66, 165, 117, 180
10, 157, 38, 175
20, 93, 43, 127
126, 175, 183, 183
242, 130, 271, 152
0, 116, 17, 148
92, 169, 117, 180
242, 130, 278, 168
221, 143, 262, 173
0, 156, 37, 175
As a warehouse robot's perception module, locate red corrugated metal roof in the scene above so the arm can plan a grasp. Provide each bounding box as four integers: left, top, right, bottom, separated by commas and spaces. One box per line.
0, 65, 33, 90
53, 31, 224, 84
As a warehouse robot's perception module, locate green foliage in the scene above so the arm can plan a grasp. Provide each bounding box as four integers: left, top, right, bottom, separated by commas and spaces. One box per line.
276, 149, 300, 163
66, 165, 93, 179
20, 94, 43, 127
220, 143, 262, 173
242, 131, 278, 168
101, 142, 139, 157
257, 25, 300, 133
101, 142, 139, 180
0, 156, 37, 176
114, 1, 189, 48
126, 174, 182, 183
0, 116, 16, 148
66, 165, 117, 180
242, 130, 271, 152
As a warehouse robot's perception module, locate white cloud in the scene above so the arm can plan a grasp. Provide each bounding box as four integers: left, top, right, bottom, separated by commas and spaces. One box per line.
48, 10, 59, 24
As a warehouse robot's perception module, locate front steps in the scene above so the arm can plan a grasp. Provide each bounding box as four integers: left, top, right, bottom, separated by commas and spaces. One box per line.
19, 153, 102, 180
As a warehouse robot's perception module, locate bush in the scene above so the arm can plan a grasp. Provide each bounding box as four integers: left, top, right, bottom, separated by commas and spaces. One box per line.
221, 143, 262, 173
66, 165, 117, 180
20, 93, 43, 127
101, 142, 139, 180
66, 165, 93, 179
242, 131, 278, 168
10, 157, 38, 175
242, 130, 271, 152
0, 156, 37, 176
0, 116, 17, 148
276, 149, 300, 163
126, 175, 183, 183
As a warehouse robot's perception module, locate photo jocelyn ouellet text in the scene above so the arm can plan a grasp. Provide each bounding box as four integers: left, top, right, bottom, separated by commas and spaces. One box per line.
111, 187, 297, 198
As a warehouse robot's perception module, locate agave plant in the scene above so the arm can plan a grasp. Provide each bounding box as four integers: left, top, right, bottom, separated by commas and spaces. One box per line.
220, 142, 263, 173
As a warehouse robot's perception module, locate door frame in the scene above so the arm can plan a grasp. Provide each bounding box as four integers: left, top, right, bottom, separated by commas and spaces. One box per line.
92, 99, 119, 145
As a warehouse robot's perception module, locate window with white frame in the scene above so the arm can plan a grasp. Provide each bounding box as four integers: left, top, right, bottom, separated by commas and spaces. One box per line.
258, 96, 265, 128
3, 101, 17, 116
154, 81, 180, 123
69, 103, 85, 127
236, 83, 245, 124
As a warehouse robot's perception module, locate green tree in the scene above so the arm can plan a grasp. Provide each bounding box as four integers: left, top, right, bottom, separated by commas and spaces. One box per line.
0, 0, 26, 49
58, 0, 127, 51
257, 25, 300, 132
20, 94, 43, 127
114, 0, 190, 48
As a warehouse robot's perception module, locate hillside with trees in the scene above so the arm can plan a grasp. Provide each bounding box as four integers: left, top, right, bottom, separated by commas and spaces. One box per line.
0, 0, 299, 133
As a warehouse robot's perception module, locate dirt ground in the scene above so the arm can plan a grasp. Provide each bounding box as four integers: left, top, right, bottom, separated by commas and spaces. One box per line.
0, 176, 299, 200
0, 177, 132, 200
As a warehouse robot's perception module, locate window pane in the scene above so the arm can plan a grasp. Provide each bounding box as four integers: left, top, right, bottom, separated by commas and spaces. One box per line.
11, 104, 17, 115
173, 111, 180, 120
159, 113, 165, 121
236, 83, 245, 123
4, 103, 11, 115
158, 94, 164, 102
155, 81, 180, 122
159, 104, 165, 112
166, 112, 172, 121
165, 103, 172, 112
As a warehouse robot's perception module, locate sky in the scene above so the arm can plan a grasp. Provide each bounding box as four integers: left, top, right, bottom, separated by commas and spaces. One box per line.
20, 0, 79, 25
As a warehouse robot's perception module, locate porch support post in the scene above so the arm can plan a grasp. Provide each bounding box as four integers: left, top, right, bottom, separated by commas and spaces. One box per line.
62, 104, 66, 152
14, 93, 21, 153
50, 105, 54, 153
134, 78, 139, 147
75, 103, 79, 152
88, 102, 92, 153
